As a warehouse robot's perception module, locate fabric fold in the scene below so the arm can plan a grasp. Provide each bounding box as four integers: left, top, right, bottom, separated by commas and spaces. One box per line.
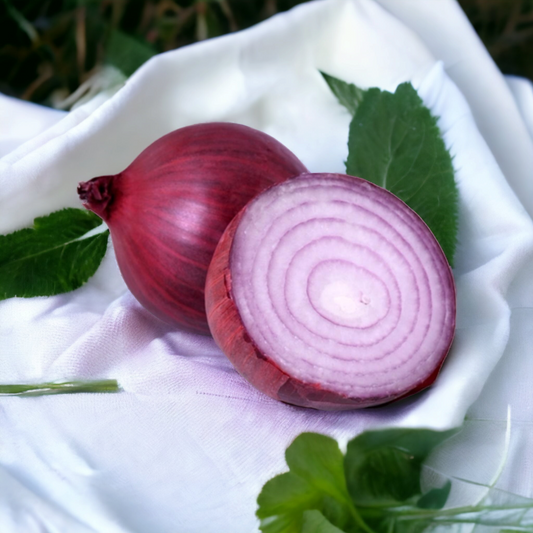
2, 1, 533, 531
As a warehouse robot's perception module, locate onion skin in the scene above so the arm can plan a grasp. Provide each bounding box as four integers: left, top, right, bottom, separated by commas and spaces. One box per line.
78, 122, 307, 335
205, 173, 456, 410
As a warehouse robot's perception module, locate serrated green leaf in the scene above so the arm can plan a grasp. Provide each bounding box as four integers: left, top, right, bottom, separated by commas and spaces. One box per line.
302, 510, 347, 533
345, 82, 458, 266
320, 71, 365, 116
0, 208, 109, 300
344, 427, 457, 506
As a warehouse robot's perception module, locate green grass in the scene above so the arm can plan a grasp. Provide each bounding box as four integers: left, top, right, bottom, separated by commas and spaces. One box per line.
0, 0, 531, 108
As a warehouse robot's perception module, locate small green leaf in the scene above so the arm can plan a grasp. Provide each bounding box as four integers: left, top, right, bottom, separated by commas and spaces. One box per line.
416, 480, 452, 510
344, 427, 457, 506
345, 82, 458, 266
0, 208, 109, 300
257, 433, 359, 533
285, 433, 348, 502
320, 71, 365, 116
257, 471, 321, 530
302, 510, 347, 533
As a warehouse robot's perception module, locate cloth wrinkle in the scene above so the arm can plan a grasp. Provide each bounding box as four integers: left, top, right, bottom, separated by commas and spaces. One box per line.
2, 1, 533, 531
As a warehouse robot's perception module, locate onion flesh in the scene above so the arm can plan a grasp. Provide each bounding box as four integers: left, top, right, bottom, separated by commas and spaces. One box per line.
205, 173, 456, 410
78, 122, 307, 335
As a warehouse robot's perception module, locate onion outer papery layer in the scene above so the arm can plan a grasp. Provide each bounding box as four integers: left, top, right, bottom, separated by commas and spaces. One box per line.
205, 173, 456, 410
78, 122, 307, 335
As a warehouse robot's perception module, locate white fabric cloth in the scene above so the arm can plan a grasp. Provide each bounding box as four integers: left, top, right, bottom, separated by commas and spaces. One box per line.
1, 0, 533, 531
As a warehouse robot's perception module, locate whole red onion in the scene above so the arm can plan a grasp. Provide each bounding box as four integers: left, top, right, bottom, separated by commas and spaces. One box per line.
78, 122, 307, 334
205, 173, 456, 410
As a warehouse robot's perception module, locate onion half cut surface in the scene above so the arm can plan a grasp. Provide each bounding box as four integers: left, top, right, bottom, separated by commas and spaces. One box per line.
205, 173, 456, 410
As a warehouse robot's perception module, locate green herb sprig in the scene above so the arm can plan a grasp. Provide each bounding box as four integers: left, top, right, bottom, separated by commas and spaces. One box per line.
257, 427, 533, 533
0, 208, 109, 300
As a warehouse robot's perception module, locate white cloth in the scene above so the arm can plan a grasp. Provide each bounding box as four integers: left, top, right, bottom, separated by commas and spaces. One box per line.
1, 0, 533, 531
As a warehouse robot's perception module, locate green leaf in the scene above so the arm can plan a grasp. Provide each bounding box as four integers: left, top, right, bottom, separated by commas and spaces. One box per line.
416, 480, 452, 510
302, 510, 347, 533
344, 427, 457, 506
345, 82, 458, 267
0, 208, 109, 300
257, 433, 361, 533
257, 471, 321, 532
346, 83, 458, 266
257, 473, 349, 533
285, 433, 348, 502
259, 427, 533, 533
320, 71, 365, 116
322, 73, 458, 267
105, 29, 156, 77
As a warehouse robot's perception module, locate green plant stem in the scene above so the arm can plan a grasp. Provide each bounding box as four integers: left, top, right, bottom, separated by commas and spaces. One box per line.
351, 507, 379, 533
342, 495, 378, 533
0, 379, 120, 396
392, 502, 533, 521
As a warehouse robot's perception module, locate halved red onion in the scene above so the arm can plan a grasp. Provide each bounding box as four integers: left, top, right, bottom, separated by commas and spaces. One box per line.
205, 173, 456, 410
78, 122, 307, 335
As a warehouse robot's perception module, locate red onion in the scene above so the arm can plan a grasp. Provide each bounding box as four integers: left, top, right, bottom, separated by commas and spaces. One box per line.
205, 173, 456, 410
78, 122, 307, 334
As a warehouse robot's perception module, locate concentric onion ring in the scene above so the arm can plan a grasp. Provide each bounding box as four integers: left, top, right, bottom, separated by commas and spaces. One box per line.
205, 173, 456, 410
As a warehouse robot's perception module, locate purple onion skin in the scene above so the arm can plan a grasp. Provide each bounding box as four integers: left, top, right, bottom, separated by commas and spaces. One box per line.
78, 122, 307, 335
205, 173, 456, 411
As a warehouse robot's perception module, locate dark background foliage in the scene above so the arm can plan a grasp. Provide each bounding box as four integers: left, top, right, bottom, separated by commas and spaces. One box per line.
1, 0, 531, 108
